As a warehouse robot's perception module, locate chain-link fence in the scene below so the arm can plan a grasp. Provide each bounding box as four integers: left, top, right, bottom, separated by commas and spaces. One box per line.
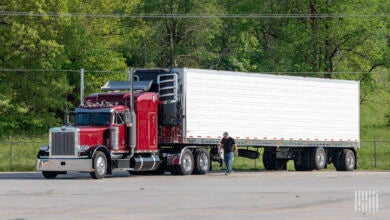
0, 141, 45, 171
0, 140, 389, 172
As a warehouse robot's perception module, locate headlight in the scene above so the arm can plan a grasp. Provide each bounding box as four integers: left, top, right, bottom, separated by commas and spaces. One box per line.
79, 145, 90, 152
40, 145, 49, 151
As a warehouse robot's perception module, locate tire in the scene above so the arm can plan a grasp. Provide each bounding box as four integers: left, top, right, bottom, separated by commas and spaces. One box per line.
90, 151, 107, 179
263, 149, 287, 170
294, 151, 305, 171
172, 149, 194, 175
42, 171, 58, 179
333, 150, 344, 171
335, 149, 356, 171
262, 150, 273, 170
193, 149, 210, 175
294, 150, 313, 171
274, 159, 288, 170
312, 147, 326, 170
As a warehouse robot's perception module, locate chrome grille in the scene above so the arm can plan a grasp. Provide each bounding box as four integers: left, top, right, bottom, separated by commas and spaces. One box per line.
51, 132, 76, 156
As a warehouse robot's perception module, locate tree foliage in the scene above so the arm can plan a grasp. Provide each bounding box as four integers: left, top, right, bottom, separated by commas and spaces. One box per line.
0, 0, 388, 136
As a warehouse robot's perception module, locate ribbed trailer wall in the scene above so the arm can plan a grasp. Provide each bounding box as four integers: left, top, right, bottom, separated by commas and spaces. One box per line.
183, 69, 359, 148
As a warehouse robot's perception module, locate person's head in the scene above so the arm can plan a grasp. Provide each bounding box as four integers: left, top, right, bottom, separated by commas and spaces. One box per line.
223, 131, 229, 139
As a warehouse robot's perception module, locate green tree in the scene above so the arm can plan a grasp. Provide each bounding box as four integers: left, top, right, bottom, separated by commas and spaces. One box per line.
134, 0, 223, 68
0, 0, 70, 134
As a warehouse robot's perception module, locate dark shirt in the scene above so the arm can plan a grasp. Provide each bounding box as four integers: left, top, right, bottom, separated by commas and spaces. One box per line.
221, 137, 235, 153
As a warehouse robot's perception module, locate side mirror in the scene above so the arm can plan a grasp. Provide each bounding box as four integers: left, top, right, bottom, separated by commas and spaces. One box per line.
125, 110, 132, 126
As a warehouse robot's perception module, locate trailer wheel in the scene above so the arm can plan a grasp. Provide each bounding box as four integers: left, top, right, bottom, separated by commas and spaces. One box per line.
294, 150, 313, 171
262, 150, 274, 170
42, 171, 58, 179
334, 149, 355, 171
333, 150, 344, 171
172, 149, 194, 175
90, 151, 107, 179
312, 147, 326, 170
263, 150, 287, 170
274, 159, 288, 170
193, 149, 210, 175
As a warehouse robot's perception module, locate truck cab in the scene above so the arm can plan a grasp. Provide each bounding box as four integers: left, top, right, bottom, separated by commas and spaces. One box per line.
37, 80, 162, 179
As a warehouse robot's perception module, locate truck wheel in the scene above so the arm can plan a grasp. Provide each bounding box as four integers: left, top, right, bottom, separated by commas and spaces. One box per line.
333, 150, 344, 171
312, 147, 326, 170
274, 159, 288, 170
193, 149, 210, 175
173, 149, 194, 175
90, 151, 107, 179
263, 150, 286, 170
335, 149, 355, 171
262, 149, 273, 170
294, 150, 313, 171
42, 171, 58, 179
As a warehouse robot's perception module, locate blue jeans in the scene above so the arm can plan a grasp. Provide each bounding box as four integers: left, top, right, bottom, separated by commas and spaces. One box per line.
224, 152, 234, 173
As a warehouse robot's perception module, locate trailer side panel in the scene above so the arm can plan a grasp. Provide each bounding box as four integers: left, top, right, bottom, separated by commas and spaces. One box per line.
184, 69, 359, 147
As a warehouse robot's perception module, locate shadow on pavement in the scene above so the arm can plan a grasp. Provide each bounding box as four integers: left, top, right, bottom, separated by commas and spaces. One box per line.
0, 171, 134, 180
0, 169, 272, 180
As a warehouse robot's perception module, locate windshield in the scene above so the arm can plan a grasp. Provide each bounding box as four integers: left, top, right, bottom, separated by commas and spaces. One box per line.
75, 113, 111, 126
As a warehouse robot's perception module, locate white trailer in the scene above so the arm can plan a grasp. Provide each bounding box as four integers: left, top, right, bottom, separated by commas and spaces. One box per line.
134, 68, 360, 171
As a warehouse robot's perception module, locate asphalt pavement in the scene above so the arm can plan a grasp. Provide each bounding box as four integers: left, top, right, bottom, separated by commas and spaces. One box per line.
0, 171, 389, 220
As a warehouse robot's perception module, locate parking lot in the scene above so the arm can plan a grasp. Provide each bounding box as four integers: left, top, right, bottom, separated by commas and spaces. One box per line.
0, 171, 388, 220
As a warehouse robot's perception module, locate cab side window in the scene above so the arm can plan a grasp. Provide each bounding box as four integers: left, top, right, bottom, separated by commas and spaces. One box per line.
114, 112, 125, 125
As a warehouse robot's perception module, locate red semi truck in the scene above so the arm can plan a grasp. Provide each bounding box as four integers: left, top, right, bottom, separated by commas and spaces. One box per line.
37, 68, 360, 179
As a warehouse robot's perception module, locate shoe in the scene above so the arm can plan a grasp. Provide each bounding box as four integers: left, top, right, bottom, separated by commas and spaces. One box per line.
225, 172, 229, 175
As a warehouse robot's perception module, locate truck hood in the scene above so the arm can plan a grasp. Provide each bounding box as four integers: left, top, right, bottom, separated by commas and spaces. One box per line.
78, 126, 109, 147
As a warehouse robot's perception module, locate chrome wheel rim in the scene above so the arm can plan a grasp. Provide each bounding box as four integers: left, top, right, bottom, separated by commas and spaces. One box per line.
96, 156, 106, 175
346, 153, 355, 169
199, 153, 209, 171
316, 150, 326, 168
182, 154, 192, 172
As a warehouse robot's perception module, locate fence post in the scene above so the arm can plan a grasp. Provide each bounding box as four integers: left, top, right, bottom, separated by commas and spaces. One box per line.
373, 138, 377, 168
9, 141, 13, 171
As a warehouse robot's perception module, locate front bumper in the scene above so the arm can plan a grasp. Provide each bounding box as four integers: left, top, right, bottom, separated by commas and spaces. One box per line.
37, 158, 93, 172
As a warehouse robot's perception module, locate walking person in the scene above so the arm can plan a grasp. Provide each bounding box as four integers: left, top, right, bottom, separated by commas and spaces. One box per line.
219, 131, 238, 175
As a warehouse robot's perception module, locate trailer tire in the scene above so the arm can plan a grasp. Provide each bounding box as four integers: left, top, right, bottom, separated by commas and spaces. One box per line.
263, 150, 287, 170
262, 149, 274, 170
335, 149, 355, 171
90, 151, 107, 179
274, 159, 288, 170
333, 150, 344, 171
42, 171, 58, 179
312, 147, 326, 170
172, 149, 194, 175
193, 149, 210, 175
294, 150, 313, 171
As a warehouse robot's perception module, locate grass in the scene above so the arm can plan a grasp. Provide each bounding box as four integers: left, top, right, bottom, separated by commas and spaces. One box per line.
0, 136, 46, 172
